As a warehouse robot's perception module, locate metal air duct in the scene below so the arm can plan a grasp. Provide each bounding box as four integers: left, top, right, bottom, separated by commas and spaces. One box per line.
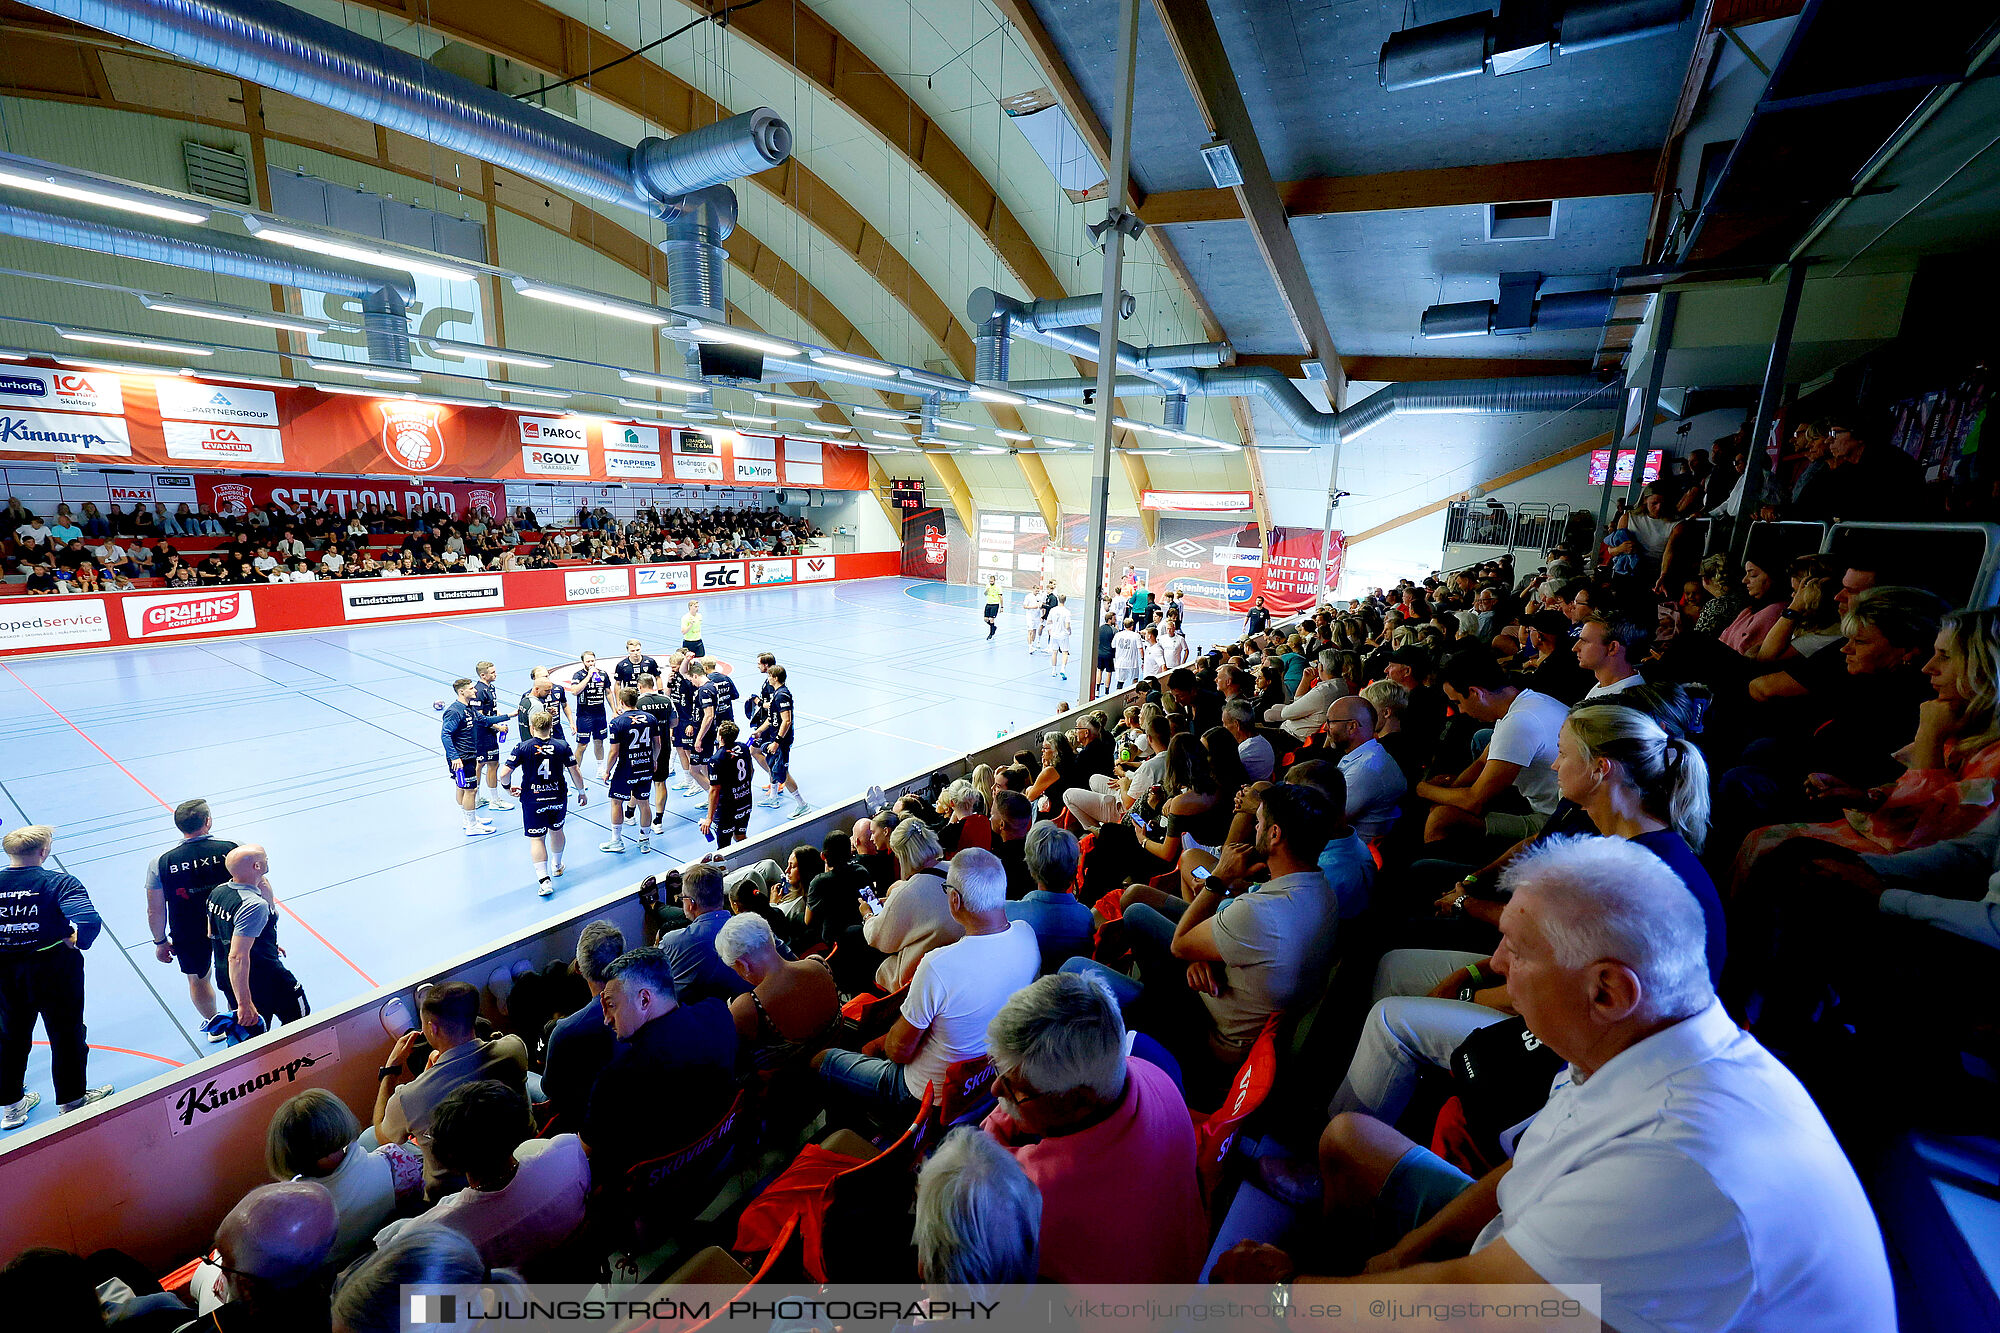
1380, 0, 1690, 91
0, 194, 417, 360
1024, 290, 1136, 330
1420, 288, 1616, 338
20, 0, 791, 219
660, 186, 735, 322
967, 287, 1231, 391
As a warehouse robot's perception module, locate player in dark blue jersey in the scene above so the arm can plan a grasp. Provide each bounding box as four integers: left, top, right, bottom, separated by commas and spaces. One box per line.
684, 661, 721, 800
746, 652, 779, 792
472, 660, 513, 814
703, 722, 756, 848
668, 651, 704, 798
566, 649, 613, 768
442, 677, 509, 836
632, 673, 677, 831
516, 667, 574, 746
600, 686, 657, 854
756, 664, 808, 817
498, 711, 587, 897
613, 638, 660, 691
702, 657, 740, 728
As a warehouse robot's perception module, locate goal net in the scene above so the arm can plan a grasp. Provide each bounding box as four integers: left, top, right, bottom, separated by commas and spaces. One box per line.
1040, 544, 1088, 599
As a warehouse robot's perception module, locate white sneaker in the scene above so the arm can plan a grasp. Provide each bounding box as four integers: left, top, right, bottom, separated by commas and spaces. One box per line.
538, 880, 554, 898
463, 820, 494, 836
552, 862, 565, 877
791, 798, 810, 817
59, 1086, 112, 1114
600, 838, 626, 853
486, 795, 514, 811
760, 791, 785, 808
2, 1093, 39, 1130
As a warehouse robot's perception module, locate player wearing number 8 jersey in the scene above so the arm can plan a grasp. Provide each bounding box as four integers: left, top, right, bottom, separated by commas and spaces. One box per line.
704, 723, 756, 848
501, 711, 586, 896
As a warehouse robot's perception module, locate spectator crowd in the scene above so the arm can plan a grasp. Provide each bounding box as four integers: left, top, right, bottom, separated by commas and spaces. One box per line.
4, 406, 1989, 1332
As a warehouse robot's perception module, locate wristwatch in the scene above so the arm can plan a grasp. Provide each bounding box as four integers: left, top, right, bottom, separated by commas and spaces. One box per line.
377, 1065, 401, 1081
1450, 892, 1469, 918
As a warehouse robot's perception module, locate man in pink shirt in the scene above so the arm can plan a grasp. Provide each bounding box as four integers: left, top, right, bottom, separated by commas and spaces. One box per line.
981, 973, 1207, 1283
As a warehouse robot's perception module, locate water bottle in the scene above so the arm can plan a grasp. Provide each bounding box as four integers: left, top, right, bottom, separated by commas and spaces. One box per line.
432, 700, 445, 711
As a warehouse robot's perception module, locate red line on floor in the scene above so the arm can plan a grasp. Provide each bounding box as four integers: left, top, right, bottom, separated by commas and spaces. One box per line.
35, 1040, 184, 1068
3, 662, 377, 990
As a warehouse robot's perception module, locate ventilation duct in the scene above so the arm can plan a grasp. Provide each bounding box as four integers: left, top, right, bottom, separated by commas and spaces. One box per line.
1380, 0, 1690, 91
1003, 368, 1619, 447
1420, 288, 1615, 338
19, 0, 792, 220
0, 194, 417, 361
660, 186, 734, 322
967, 287, 1229, 392
1022, 290, 1136, 331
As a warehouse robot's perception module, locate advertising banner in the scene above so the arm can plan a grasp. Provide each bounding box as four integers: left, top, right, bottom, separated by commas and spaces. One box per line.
1263, 527, 1340, 614
0, 599, 111, 651
340, 574, 503, 621
603, 449, 663, 479
122, 588, 256, 639
0, 360, 871, 490
0, 410, 131, 457
154, 380, 279, 426
795, 554, 835, 582
0, 366, 123, 414
692, 560, 746, 592
194, 476, 500, 521
563, 567, 631, 602
900, 508, 948, 581
108, 483, 156, 505
634, 564, 692, 596
747, 558, 793, 586
1140, 490, 1254, 512
162, 421, 286, 465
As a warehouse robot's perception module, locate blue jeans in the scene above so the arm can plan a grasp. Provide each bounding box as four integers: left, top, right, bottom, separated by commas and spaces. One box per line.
818, 1048, 917, 1129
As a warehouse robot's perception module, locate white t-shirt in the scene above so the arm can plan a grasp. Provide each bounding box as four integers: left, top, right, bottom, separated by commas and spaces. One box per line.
1487, 689, 1568, 815
1162, 633, 1190, 669
1045, 604, 1072, 644
1112, 628, 1143, 670
1474, 1001, 1894, 1333
1237, 733, 1275, 781
1582, 670, 1644, 701
899, 920, 1039, 1098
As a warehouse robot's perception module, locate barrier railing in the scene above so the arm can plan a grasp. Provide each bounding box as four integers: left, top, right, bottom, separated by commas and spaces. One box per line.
1442, 501, 1573, 558
1823, 522, 2000, 610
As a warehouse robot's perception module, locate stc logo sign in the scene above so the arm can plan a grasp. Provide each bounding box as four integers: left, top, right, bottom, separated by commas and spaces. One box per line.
123, 590, 257, 639
695, 561, 745, 591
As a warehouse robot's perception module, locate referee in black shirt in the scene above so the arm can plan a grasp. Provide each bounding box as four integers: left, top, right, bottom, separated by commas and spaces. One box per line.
1, 825, 110, 1129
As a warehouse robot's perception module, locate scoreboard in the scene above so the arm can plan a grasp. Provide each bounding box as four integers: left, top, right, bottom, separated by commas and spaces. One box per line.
890, 479, 926, 511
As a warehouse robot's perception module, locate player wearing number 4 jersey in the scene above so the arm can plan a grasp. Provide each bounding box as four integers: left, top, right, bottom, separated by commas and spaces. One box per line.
703, 723, 756, 847
499, 712, 587, 897
601, 687, 657, 855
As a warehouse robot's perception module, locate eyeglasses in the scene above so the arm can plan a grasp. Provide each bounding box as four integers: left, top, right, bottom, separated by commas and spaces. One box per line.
991, 1071, 1046, 1104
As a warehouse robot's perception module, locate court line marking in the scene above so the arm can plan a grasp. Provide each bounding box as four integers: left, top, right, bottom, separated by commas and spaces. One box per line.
34, 1040, 185, 1069
1, 663, 377, 991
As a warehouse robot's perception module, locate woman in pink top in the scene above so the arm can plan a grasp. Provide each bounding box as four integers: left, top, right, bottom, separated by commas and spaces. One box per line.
980, 974, 1207, 1284
1719, 555, 1786, 656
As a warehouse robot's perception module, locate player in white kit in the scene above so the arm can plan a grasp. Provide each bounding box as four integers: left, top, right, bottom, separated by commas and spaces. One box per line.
1044, 594, 1073, 681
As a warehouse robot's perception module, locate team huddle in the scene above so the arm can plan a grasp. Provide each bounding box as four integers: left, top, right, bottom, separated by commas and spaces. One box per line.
436, 635, 807, 897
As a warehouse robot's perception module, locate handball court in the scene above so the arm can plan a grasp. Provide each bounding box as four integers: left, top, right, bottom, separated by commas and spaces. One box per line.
0, 576, 1237, 1132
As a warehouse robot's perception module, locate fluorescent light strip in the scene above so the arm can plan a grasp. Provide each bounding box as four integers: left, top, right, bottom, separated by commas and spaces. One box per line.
1256, 444, 1314, 453
0, 168, 208, 224
808, 351, 898, 377
314, 383, 401, 398
307, 359, 421, 383
934, 419, 977, 433
616, 399, 680, 415
899, 369, 963, 393
58, 357, 179, 375
725, 412, 778, 425
855, 408, 914, 422
970, 386, 1026, 405
138, 295, 328, 335
0, 351, 25, 361
485, 382, 571, 400
512, 282, 667, 325
619, 370, 705, 392
250, 222, 474, 282
683, 321, 800, 358
1022, 399, 1078, 416
994, 429, 1033, 442
799, 422, 853, 434
754, 392, 824, 409
423, 340, 552, 369
61, 331, 213, 356
869, 429, 914, 441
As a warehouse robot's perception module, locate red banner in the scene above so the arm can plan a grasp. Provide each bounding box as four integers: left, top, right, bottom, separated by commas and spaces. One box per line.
195, 476, 506, 522
901, 508, 949, 581
1262, 526, 1341, 615
0, 359, 866, 491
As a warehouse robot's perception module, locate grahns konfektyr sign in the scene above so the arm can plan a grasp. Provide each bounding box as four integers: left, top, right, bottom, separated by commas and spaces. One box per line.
169, 1032, 340, 1136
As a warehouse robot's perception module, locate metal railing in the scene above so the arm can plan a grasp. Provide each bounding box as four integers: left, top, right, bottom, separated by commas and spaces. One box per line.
1443, 500, 1573, 554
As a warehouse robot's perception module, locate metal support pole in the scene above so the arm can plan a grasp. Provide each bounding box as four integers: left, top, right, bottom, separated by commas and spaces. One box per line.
1594, 290, 1678, 569
1079, 0, 1141, 707
1590, 392, 1633, 573
1730, 262, 1809, 565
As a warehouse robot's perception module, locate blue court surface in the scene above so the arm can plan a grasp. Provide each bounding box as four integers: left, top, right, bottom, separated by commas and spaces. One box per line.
0, 576, 1239, 1132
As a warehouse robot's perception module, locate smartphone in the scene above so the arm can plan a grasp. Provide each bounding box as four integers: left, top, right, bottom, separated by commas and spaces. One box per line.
859, 884, 881, 910
1191, 865, 1211, 882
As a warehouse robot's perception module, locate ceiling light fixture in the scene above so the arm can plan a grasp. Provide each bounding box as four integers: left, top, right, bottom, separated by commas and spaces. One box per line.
724, 412, 778, 425
57, 357, 182, 375
313, 382, 400, 398
0, 166, 208, 223
754, 392, 824, 409
619, 370, 706, 392
485, 382, 571, 399
898, 368, 963, 393
615, 399, 677, 414
512, 280, 667, 324
869, 429, 914, 441
855, 408, 915, 422
60, 331, 213, 356
247, 220, 475, 282
137, 294, 330, 335
306, 358, 421, 383
1021, 399, 1077, 416
682, 321, 800, 357
808, 350, 898, 377
798, 421, 853, 434
994, 429, 1033, 441
423, 339, 553, 369
934, 419, 977, 433
970, 386, 1027, 405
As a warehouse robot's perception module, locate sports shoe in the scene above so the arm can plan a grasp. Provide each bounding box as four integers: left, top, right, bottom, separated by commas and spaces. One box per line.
486, 795, 514, 812
791, 798, 810, 818
2, 1093, 39, 1130
463, 820, 495, 837
599, 838, 626, 853
760, 791, 786, 808
552, 862, 565, 877
59, 1086, 113, 1114
538, 880, 555, 898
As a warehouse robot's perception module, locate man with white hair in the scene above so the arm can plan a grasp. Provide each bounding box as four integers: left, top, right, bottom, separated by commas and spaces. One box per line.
1216, 835, 1895, 1333
914, 1128, 1042, 1298
981, 973, 1206, 1282
813, 848, 1037, 1126
1265, 650, 1347, 742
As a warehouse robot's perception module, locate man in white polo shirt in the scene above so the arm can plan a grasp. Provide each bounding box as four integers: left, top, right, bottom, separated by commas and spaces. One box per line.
1418, 652, 1567, 849
1215, 835, 1894, 1333
1576, 611, 1646, 701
